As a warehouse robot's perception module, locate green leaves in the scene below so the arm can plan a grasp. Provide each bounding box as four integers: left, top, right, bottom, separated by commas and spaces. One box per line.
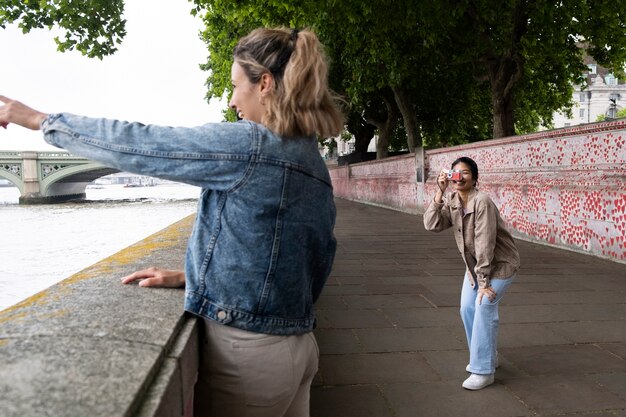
191, 0, 626, 147
192, 0, 308, 99
5, 0, 625, 149
0, 0, 126, 58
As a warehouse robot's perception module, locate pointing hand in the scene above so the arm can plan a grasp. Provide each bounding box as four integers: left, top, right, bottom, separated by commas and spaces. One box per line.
0, 96, 48, 131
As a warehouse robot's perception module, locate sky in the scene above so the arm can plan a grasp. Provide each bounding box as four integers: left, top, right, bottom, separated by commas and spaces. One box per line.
0, 0, 226, 151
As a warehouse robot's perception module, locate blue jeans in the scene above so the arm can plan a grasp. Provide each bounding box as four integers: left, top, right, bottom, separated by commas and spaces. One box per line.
460, 272, 516, 375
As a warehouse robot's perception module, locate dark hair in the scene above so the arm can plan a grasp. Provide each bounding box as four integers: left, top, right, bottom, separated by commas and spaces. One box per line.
451, 156, 479, 187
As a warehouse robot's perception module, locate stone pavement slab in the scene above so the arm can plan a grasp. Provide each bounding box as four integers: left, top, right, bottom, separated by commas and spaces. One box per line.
312, 198, 626, 417
382, 381, 532, 417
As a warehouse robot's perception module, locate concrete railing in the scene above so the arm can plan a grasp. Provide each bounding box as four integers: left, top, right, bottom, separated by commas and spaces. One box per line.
330, 119, 626, 263
0, 216, 198, 417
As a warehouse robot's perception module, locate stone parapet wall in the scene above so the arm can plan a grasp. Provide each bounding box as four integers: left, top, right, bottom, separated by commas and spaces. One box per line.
329, 119, 626, 262
330, 153, 421, 214
0, 216, 198, 417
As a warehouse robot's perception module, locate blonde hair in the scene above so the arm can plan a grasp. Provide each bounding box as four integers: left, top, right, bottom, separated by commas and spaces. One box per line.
233, 27, 344, 138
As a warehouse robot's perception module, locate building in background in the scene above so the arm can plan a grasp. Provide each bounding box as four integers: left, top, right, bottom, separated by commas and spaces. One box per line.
319, 135, 378, 161
552, 58, 626, 128
335, 136, 378, 156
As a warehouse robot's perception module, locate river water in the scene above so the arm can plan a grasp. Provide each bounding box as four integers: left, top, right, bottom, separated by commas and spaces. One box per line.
0, 183, 200, 311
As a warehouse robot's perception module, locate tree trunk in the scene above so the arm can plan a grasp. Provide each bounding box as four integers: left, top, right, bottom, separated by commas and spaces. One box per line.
487, 1, 528, 138
489, 56, 520, 138
375, 120, 392, 159
364, 90, 398, 159
347, 111, 376, 153
491, 86, 515, 139
392, 86, 421, 151
354, 125, 375, 153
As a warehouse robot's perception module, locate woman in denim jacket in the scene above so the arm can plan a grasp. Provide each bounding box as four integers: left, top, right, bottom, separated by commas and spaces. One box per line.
1, 27, 343, 417
423, 156, 520, 391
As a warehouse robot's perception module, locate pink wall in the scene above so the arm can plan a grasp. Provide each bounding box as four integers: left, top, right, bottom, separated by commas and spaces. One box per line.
329, 120, 626, 262
329, 154, 421, 213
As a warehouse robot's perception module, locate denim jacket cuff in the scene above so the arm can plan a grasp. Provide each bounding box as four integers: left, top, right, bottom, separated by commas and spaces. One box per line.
41, 113, 62, 130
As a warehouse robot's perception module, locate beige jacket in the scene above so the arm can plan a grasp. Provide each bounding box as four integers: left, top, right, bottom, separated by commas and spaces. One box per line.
423, 188, 520, 288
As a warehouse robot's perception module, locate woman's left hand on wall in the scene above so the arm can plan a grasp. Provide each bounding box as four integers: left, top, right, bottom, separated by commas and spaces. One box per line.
121, 267, 186, 288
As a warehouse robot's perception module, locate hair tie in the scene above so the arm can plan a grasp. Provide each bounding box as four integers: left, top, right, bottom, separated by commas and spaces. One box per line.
291, 29, 299, 41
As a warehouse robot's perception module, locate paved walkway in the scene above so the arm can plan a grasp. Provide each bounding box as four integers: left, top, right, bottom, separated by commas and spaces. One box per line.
311, 198, 626, 417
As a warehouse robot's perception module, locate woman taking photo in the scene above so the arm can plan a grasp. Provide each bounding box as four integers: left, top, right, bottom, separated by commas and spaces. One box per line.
1, 27, 343, 417
423, 156, 520, 390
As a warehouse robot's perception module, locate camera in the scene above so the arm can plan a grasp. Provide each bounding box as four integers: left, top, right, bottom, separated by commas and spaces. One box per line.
446, 170, 462, 181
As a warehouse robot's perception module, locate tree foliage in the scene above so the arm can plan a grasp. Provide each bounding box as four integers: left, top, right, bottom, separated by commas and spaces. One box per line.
192, 0, 626, 150
4, 0, 626, 154
421, 0, 626, 138
596, 107, 626, 121
0, 0, 126, 58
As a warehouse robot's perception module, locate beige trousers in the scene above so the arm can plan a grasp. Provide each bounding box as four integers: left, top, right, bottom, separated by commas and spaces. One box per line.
193, 317, 319, 417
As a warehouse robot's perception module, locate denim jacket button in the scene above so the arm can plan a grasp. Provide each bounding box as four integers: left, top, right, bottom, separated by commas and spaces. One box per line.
217, 310, 227, 320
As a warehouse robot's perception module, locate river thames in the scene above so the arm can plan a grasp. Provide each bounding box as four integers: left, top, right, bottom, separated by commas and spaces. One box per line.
0, 183, 200, 311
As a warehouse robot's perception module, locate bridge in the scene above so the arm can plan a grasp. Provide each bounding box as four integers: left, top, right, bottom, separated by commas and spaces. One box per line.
0, 151, 119, 204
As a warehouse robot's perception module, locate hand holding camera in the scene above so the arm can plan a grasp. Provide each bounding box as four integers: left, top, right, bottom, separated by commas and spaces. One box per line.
437, 169, 462, 194
437, 169, 449, 193
446, 170, 462, 181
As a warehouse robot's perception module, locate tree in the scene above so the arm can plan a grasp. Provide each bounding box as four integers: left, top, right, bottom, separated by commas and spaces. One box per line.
191, 0, 308, 99
0, 0, 126, 58
345, 109, 376, 154
191, 0, 495, 154
422, 0, 626, 138
5, 0, 626, 151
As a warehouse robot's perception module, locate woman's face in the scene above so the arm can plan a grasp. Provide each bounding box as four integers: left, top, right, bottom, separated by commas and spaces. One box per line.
229, 61, 265, 124
450, 161, 475, 191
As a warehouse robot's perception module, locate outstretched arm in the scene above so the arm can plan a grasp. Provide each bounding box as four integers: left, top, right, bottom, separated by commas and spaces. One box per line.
0, 96, 48, 130
121, 267, 186, 288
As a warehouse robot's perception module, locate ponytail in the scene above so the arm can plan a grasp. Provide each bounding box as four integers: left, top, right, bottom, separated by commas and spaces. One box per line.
233, 28, 344, 138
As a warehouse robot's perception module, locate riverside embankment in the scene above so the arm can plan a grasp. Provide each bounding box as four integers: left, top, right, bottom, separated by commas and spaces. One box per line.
2, 200, 625, 417
0, 215, 197, 417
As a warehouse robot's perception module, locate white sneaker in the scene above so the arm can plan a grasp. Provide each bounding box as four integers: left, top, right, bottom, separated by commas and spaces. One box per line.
462, 373, 495, 390
466, 352, 499, 372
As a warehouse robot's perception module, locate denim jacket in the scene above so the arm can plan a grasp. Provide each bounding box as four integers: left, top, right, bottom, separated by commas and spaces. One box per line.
42, 113, 337, 335
423, 188, 520, 288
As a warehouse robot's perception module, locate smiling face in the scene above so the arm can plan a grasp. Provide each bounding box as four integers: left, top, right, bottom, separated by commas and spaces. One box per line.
228, 61, 265, 123
450, 161, 476, 192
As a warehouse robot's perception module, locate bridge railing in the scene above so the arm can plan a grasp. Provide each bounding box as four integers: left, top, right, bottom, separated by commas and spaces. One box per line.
0, 151, 87, 159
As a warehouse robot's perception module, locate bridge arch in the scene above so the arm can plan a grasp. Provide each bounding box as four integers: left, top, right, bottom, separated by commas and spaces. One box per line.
39, 162, 119, 196
0, 161, 24, 193
0, 151, 120, 204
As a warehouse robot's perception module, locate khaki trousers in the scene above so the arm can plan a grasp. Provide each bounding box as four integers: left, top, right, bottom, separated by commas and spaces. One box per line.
194, 317, 319, 417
